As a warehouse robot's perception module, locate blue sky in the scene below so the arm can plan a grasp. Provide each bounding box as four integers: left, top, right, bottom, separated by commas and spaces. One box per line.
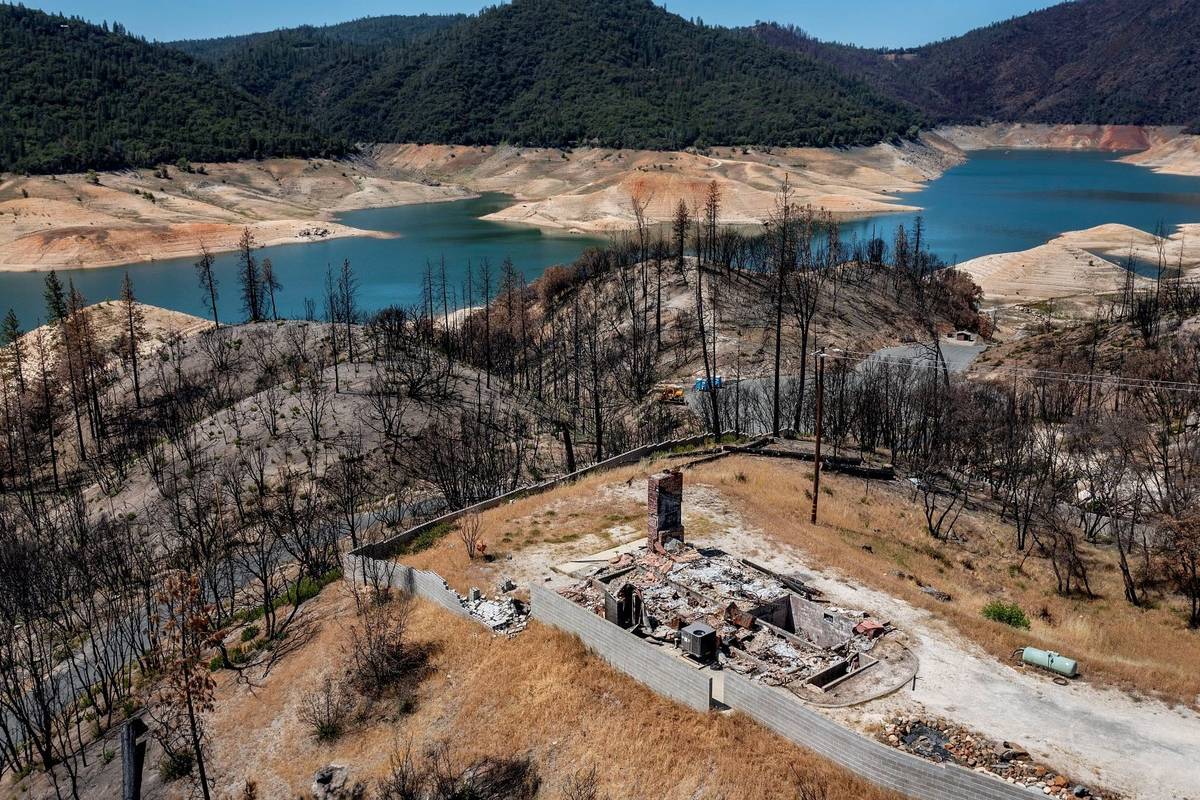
23, 0, 1061, 47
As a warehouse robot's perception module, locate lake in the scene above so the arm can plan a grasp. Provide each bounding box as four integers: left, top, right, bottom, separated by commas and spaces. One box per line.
4, 150, 1200, 325
843, 149, 1200, 270
0, 193, 606, 325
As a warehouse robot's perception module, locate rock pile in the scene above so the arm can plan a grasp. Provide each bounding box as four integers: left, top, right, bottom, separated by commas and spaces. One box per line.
880, 714, 1112, 799
463, 593, 528, 635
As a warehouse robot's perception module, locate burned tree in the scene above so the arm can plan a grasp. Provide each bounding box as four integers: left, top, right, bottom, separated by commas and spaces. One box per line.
237, 228, 264, 324
195, 242, 220, 329
119, 272, 146, 407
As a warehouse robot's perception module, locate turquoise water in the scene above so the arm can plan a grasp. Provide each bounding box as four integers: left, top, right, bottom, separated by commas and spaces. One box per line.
843, 149, 1200, 270
0, 193, 604, 325
4, 150, 1200, 325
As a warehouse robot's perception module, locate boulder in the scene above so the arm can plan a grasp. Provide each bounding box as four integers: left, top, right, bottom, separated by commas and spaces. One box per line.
312, 765, 357, 800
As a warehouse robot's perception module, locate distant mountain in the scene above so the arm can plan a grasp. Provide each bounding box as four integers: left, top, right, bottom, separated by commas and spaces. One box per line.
172, 0, 923, 150
168, 14, 464, 127
171, 13, 465, 59
752, 0, 1200, 128
0, 5, 343, 174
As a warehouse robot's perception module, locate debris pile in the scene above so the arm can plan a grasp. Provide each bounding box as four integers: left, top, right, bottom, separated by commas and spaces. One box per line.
881, 715, 1110, 799
462, 588, 528, 635
560, 472, 906, 697
731, 630, 832, 684
562, 542, 881, 687
671, 557, 788, 605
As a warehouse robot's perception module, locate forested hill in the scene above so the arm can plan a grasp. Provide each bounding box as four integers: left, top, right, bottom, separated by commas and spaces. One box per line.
167, 15, 465, 128
171, 13, 464, 60
752, 0, 1200, 128
0, 5, 345, 174
170, 0, 924, 150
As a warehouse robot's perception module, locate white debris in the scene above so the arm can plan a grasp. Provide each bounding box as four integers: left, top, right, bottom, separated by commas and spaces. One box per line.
463, 595, 528, 634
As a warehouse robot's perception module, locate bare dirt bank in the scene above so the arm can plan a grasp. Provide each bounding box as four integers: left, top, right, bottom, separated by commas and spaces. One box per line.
1120, 134, 1200, 176
0, 137, 963, 271
60, 301, 209, 343
370, 136, 964, 232
958, 222, 1200, 305
5, 125, 1200, 272
936, 123, 1185, 152
0, 157, 468, 271
11, 301, 209, 383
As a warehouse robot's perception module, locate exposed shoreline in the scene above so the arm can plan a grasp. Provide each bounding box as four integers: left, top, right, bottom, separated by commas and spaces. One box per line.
0, 220, 400, 273
959, 222, 1200, 306
1, 124, 1198, 273
0, 158, 471, 272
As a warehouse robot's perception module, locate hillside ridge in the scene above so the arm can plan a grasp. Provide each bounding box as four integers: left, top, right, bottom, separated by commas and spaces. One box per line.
164, 0, 923, 151
0, 5, 344, 173
751, 0, 1200, 129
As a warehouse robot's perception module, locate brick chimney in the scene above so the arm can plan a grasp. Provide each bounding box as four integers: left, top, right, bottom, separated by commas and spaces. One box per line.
647, 470, 684, 548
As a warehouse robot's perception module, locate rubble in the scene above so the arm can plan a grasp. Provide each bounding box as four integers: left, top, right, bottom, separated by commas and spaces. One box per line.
463, 594, 528, 635
561, 471, 910, 698
880, 715, 1116, 800
562, 541, 879, 687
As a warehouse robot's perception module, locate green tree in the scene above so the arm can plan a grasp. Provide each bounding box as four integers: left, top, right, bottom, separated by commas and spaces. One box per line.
0, 5, 344, 173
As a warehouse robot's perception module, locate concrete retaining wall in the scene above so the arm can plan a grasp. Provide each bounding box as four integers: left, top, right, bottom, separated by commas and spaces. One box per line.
530, 585, 711, 713
342, 552, 472, 620
723, 673, 1039, 800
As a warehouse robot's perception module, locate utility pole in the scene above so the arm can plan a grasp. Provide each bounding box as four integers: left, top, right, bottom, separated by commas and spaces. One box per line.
811, 348, 825, 525
121, 716, 148, 800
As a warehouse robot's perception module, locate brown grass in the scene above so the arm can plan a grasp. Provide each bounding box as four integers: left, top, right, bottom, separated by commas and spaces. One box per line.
688, 456, 1200, 705
204, 586, 902, 800
400, 460, 669, 593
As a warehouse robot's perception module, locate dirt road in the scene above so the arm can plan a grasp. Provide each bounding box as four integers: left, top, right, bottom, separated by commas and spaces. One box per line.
685, 482, 1200, 800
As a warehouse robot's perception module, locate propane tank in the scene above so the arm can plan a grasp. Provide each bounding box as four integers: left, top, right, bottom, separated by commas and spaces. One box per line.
1021, 647, 1079, 678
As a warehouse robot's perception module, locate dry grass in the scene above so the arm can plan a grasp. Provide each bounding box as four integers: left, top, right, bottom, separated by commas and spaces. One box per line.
203, 585, 902, 800
689, 456, 1200, 705
400, 459, 672, 594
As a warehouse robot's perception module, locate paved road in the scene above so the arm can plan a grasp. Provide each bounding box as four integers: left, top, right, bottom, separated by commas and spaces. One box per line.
865, 339, 988, 374
681, 339, 990, 432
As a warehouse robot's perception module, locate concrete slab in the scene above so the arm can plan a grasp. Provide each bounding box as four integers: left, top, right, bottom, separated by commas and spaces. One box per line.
553, 538, 645, 578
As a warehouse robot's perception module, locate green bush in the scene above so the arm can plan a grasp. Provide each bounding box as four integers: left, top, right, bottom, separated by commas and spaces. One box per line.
240, 625, 260, 643
395, 522, 454, 556
237, 604, 264, 624
235, 567, 343, 623
983, 601, 1030, 630
281, 567, 342, 608
158, 751, 194, 782
283, 577, 322, 608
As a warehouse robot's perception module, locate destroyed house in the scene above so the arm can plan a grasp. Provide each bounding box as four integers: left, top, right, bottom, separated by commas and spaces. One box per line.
559, 471, 894, 695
